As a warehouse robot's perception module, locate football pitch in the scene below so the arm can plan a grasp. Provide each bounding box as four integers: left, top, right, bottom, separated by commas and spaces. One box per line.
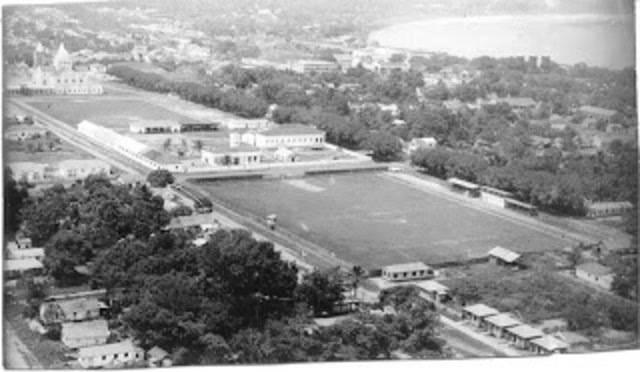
199, 172, 575, 268
28, 98, 196, 131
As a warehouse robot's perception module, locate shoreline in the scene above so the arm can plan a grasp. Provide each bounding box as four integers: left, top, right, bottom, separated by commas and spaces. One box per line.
366, 13, 634, 69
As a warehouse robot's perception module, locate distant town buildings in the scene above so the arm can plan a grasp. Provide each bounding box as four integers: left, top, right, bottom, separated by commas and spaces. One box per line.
289, 59, 340, 74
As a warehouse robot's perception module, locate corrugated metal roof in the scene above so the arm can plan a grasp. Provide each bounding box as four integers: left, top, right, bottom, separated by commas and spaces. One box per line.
488, 246, 521, 263
484, 313, 521, 328
463, 303, 499, 317
506, 324, 544, 339
530, 335, 569, 351
576, 262, 613, 277
62, 319, 109, 339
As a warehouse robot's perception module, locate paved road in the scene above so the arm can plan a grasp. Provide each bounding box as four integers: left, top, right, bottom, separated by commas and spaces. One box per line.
3, 322, 43, 369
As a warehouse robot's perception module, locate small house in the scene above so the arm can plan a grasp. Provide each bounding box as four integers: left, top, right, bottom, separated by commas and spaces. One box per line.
274, 147, 297, 162
40, 297, 108, 324
61, 319, 109, 349
78, 339, 145, 369
529, 335, 569, 355
408, 137, 437, 153
462, 304, 500, 328
487, 246, 521, 267
483, 313, 521, 338
56, 159, 112, 180
578, 106, 616, 123
8, 162, 51, 183
416, 280, 450, 304
575, 262, 614, 290
381, 262, 435, 282
7, 237, 33, 250
7, 247, 45, 261
585, 201, 634, 219
503, 324, 544, 349
147, 346, 172, 367
3, 258, 44, 279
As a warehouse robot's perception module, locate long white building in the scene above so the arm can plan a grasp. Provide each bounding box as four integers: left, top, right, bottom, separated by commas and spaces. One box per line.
241, 125, 326, 149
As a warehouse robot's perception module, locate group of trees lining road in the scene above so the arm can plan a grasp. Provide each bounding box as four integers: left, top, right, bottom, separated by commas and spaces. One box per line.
10, 173, 449, 364
108, 65, 270, 118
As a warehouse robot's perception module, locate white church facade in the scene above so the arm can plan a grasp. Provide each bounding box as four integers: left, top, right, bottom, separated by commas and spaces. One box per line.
8, 43, 103, 95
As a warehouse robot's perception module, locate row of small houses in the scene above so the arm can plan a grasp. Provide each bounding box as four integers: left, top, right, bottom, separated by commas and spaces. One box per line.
37, 291, 172, 369
462, 304, 569, 355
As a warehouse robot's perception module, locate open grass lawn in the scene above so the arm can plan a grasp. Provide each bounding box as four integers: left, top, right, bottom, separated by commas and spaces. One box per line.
28, 98, 197, 131
199, 172, 573, 267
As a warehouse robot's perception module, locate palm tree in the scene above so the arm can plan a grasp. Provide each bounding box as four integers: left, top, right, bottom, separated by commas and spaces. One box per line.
350, 265, 365, 299
162, 138, 172, 153
193, 139, 204, 153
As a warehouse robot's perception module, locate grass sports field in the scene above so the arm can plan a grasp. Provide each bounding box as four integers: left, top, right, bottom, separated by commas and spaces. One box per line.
200, 172, 574, 268
28, 98, 196, 131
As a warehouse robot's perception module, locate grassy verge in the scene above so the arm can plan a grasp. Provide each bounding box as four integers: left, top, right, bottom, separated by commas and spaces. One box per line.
4, 305, 68, 368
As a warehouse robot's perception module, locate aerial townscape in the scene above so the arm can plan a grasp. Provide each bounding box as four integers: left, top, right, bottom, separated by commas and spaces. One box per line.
2, 0, 638, 369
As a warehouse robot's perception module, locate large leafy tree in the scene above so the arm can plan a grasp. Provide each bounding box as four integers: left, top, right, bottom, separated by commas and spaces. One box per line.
3, 167, 29, 236
295, 267, 345, 316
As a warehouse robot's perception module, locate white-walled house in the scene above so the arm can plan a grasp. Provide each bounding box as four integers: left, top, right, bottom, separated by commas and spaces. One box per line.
78, 340, 145, 369
382, 262, 435, 282
243, 125, 326, 149
575, 262, 614, 290
8, 162, 51, 183
56, 159, 112, 180
408, 137, 437, 153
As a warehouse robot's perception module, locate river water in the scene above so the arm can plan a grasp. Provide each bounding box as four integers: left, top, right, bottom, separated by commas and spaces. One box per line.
369, 14, 635, 69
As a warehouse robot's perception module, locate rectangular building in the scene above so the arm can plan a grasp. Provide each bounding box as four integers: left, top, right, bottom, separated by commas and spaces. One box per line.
462, 304, 500, 328
56, 159, 112, 180
78, 340, 145, 369
484, 313, 522, 338
585, 201, 634, 218
61, 319, 109, 349
243, 125, 326, 149
575, 262, 614, 290
382, 262, 435, 282
290, 60, 339, 74
504, 324, 544, 349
